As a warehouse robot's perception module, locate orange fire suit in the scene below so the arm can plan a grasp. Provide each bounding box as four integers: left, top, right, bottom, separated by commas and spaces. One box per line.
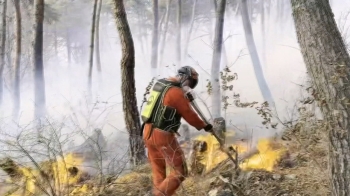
143, 81, 207, 196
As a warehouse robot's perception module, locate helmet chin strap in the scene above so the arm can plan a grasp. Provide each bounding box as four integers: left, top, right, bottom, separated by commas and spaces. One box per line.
182, 85, 191, 93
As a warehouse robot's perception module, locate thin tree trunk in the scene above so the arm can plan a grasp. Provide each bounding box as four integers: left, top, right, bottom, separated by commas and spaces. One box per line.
150, 0, 159, 77
158, 0, 171, 69
213, 0, 228, 71
276, 0, 282, 24
158, 6, 165, 31
5, 14, 11, 71
0, 0, 7, 105
280, 0, 286, 31
183, 0, 198, 61
112, 0, 146, 166
240, 0, 274, 104
276, 0, 284, 35
141, 11, 149, 61
211, 0, 226, 119
221, 38, 228, 69
266, 0, 271, 34
247, 0, 252, 20
3, 13, 10, 72
291, 0, 350, 195
260, 0, 267, 68
207, 0, 215, 44
66, 29, 71, 66
88, 0, 99, 99
54, 24, 58, 56
33, 0, 46, 124
13, 0, 21, 118
136, 9, 147, 64
176, 0, 181, 68
95, 0, 102, 72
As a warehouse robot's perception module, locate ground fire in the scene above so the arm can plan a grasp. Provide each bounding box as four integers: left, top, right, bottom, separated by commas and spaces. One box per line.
0, 131, 287, 195
187, 132, 287, 173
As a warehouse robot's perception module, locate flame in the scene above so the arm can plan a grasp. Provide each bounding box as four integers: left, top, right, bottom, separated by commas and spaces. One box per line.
194, 132, 248, 172
51, 153, 84, 186
239, 138, 286, 171
19, 167, 38, 195
193, 132, 286, 172
8, 153, 84, 195
70, 184, 91, 195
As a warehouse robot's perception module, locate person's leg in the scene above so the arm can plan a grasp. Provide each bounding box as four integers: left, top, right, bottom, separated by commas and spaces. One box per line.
157, 136, 188, 196
143, 126, 167, 195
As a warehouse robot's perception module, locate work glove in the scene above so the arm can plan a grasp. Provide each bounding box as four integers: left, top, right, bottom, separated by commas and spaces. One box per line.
203, 124, 213, 132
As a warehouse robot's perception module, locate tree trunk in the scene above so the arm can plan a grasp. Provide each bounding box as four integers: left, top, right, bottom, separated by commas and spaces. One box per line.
53, 24, 58, 58
33, 0, 46, 124
88, 0, 99, 99
5, 13, 11, 71
183, 0, 198, 61
276, 0, 282, 24
140, 10, 149, 63
111, 0, 146, 166
221, 38, 228, 70
66, 29, 71, 66
158, 0, 171, 69
158, 6, 166, 31
150, 0, 159, 76
211, 0, 226, 119
136, 8, 147, 64
95, 0, 102, 73
260, 0, 267, 68
290, 0, 350, 195
176, 0, 181, 68
266, 0, 271, 33
240, 0, 274, 104
0, 0, 7, 106
213, 0, 228, 71
13, 0, 21, 118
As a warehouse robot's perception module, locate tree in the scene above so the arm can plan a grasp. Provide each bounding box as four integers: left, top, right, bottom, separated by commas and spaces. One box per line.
240, 0, 274, 104
33, 0, 46, 125
13, 0, 21, 118
183, 0, 198, 61
111, 0, 146, 166
290, 0, 350, 195
88, 0, 99, 99
95, 0, 102, 73
0, 0, 7, 105
176, 0, 181, 68
158, 0, 171, 69
150, 0, 158, 76
211, 0, 226, 119
260, 0, 267, 67
66, 28, 71, 66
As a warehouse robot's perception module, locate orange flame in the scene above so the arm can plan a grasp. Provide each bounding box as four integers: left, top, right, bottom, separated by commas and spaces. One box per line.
8, 153, 84, 195
239, 138, 286, 171
193, 132, 286, 172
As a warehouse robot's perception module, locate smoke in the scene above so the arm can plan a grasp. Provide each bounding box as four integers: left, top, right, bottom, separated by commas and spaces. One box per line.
0, 0, 348, 164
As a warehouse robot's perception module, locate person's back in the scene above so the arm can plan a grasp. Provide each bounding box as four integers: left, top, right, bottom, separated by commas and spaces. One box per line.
142, 66, 213, 196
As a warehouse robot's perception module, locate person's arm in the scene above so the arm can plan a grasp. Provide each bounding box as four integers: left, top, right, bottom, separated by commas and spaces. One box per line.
166, 87, 206, 130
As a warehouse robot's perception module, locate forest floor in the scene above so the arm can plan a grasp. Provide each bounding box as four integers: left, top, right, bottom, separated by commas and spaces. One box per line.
68, 122, 330, 196
0, 121, 330, 196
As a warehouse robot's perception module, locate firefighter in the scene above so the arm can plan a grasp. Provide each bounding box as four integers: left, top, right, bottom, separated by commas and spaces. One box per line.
141, 66, 213, 196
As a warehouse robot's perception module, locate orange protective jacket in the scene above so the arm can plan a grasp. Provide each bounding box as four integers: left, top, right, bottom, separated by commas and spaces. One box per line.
143, 78, 207, 196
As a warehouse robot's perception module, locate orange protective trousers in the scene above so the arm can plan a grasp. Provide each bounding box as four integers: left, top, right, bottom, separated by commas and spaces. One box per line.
143, 125, 187, 196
